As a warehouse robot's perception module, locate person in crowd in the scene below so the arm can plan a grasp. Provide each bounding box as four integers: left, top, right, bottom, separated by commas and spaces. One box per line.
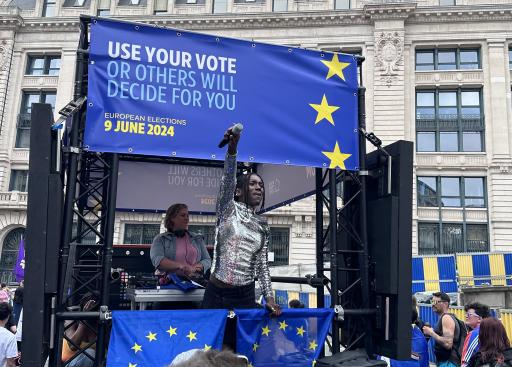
0, 289, 9, 307
422, 292, 460, 367
0, 285, 11, 306
12, 282, 23, 326
0, 303, 18, 367
412, 295, 426, 330
289, 299, 305, 309
201, 127, 281, 315
467, 317, 512, 367
61, 292, 100, 367
150, 203, 211, 281
461, 302, 491, 367
170, 349, 248, 367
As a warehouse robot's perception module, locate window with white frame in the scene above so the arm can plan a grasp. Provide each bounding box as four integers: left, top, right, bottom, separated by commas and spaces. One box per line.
123, 223, 161, 244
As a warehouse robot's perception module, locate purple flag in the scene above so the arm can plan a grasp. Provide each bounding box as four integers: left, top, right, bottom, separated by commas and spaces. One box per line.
14, 238, 24, 282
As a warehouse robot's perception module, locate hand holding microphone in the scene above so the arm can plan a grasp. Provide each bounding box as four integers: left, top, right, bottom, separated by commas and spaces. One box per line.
218, 123, 243, 149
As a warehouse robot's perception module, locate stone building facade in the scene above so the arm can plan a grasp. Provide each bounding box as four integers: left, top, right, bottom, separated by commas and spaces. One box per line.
1, 0, 512, 282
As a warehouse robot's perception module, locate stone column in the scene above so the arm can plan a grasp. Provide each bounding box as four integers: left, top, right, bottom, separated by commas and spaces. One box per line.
484, 39, 512, 250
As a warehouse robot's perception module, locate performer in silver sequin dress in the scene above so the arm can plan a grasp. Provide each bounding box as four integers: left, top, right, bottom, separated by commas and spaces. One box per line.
201, 127, 281, 316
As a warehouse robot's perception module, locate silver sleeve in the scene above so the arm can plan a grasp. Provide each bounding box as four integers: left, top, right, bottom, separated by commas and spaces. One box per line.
216, 153, 237, 218
256, 226, 273, 300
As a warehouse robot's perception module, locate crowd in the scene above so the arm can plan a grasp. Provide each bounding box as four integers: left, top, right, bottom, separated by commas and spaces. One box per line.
0, 281, 23, 367
413, 291, 512, 367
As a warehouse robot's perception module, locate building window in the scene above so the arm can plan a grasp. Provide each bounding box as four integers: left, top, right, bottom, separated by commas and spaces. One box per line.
189, 225, 216, 247
272, 0, 287, 11
418, 222, 488, 254
466, 224, 489, 252
8, 170, 29, 192
334, 0, 350, 9
123, 223, 160, 244
42, 0, 56, 16
97, 0, 111, 15
417, 176, 486, 208
15, 91, 56, 148
269, 227, 289, 266
0, 228, 25, 284
416, 89, 484, 152
153, 0, 167, 14
415, 49, 479, 71
26, 55, 61, 76
439, 0, 455, 5
212, 0, 227, 13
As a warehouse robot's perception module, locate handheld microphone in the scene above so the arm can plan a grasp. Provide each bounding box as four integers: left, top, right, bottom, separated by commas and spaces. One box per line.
218, 123, 244, 148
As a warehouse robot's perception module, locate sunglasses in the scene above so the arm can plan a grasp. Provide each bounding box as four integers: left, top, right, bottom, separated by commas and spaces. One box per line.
431, 299, 448, 305
465, 312, 481, 319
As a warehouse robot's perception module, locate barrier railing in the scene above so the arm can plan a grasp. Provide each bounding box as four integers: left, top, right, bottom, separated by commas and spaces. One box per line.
413, 252, 512, 293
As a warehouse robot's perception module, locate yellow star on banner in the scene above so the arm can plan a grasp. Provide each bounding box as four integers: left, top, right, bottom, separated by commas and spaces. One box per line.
322, 142, 352, 170
279, 320, 288, 331
203, 344, 212, 351
253, 343, 259, 352
296, 326, 305, 337
145, 331, 157, 342
309, 95, 340, 125
261, 325, 271, 336
187, 330, 197, 342
309, 340, 318, 351
167, 325, 177, 337
321, 53, 350, 81
131, 343, 142, 353
129, 363, 137, 367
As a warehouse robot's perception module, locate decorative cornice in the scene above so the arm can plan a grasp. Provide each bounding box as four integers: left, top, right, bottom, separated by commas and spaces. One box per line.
364, 2, 416, 20
8, 2, 512, 31
0, 7, 23, 30
22, 19, 80, 31
128, 11, 371, 29
408, 5, 512, 24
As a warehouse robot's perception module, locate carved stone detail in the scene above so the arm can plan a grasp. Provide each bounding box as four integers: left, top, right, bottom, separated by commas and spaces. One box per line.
0, 40, 12, 72
375, 31, 403, 86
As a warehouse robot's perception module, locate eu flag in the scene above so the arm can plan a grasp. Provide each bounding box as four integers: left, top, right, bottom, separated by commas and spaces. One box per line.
236, 308, 333, 367
107, 309, 227, 367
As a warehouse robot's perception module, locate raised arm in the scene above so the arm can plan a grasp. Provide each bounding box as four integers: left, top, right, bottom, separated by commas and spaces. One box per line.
216, 127, 240, 218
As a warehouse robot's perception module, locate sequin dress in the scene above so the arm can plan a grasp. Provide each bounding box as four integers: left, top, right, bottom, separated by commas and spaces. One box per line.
210, 153, 273, 299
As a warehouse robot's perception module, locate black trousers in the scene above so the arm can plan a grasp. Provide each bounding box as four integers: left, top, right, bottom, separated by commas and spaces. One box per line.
201, 281, 257, 310
201, 281, 258, 350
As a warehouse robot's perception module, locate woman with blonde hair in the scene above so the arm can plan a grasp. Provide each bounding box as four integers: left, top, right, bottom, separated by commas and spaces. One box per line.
150, 203, 211, 280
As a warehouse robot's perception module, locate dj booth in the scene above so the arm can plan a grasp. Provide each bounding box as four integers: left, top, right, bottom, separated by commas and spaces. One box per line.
112, 244, 208, 310
126, 288, 205, 310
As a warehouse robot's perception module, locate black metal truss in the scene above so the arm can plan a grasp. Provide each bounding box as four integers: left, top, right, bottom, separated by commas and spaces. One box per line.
45, 16, 374, 367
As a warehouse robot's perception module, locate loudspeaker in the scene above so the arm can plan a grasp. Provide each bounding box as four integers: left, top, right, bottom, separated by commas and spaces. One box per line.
23, 103, 63, 367
366, 140, 413, 360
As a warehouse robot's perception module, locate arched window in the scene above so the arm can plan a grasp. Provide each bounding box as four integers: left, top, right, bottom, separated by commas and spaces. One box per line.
0, 227, 25, 284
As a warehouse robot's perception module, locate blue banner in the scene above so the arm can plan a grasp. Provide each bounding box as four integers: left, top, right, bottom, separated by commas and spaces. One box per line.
106, 309, 227, 367
85, 18, 359, 169
235, 308, 333, 367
